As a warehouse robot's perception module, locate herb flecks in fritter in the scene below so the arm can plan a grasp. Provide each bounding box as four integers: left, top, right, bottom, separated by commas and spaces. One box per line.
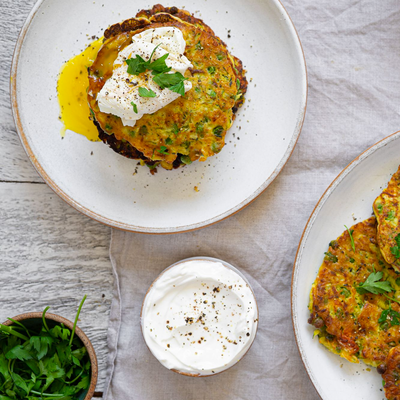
87, 4, 247, 172
309, 218, 400, 368
373, 165, 400, 270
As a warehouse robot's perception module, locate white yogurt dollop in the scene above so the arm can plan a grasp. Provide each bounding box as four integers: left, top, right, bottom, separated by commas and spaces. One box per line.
97, 27, 193, 127
141, 259, 258, 376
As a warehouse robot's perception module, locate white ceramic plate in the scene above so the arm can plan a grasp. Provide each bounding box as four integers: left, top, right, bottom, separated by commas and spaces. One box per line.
292, 131, 400, 400
11, 0, 307, 233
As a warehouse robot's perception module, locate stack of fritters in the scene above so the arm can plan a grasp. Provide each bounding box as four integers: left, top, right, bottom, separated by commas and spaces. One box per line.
309, 165, 400, 400
87, 4, 247, 171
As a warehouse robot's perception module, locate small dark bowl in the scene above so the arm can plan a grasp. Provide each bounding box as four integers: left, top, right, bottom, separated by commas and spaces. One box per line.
2, 312, 98, 400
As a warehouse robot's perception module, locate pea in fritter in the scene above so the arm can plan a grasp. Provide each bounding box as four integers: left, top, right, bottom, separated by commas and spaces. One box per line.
87, 4, 247, 171
373, 165, 400, 270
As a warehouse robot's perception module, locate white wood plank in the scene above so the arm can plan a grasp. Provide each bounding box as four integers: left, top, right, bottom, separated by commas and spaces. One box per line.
0, 0, 44, 183
0, 181, 112, 391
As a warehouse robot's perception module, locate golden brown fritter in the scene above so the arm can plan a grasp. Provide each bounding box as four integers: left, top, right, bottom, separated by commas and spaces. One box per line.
87, 5, 247, 171
373, 165, 400, 270
308, 217, 400, 369
382, 346, 400, 400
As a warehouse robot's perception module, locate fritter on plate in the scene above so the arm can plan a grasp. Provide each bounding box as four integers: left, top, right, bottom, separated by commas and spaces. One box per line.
309, 218, 400, 370
373, 165, 400, 270
87, 4, 247, 171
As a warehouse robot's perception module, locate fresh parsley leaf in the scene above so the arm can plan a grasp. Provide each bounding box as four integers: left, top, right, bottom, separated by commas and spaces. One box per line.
168, 81, 186, 96
147, 43, 162, 64
158, 146, 168, 155
379, 305, 400, 326
131, 101, 138, 114
148, 53, 171, 74
356, 271, 394, 295
152, 72, 187, 95
391, 234, 400, 259
125, 44, 162, 76
344, 225, 355, 251
392, 246, 400, 259
138, 87, 157, 98
0, 297, 90, 400
5, 345, 33, 361
125, 55, 148, 75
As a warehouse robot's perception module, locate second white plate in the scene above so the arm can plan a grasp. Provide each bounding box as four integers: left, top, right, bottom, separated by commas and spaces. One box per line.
292, 131, 400, 399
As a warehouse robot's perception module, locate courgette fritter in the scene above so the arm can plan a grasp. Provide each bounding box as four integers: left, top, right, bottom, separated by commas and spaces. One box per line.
309, 217, 400, 399
383, 346, 400, 400
87, 4, 247, 171
373, 165, 400, 270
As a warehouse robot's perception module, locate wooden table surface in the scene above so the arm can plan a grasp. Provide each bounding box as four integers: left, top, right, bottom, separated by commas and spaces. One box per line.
1, 0, 113, 394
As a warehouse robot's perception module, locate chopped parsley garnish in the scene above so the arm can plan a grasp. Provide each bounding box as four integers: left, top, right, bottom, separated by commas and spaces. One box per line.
0, 297, 90, 399
379, 305, 400, 327
152, 72, 187, 96
213, 126, 224, 138
207, 66, 216, 74
344, 225, 355, 252
157, 146, 168, 155
386, 210, 396, 221
131, 101, 138, 113
356, 271, 393, 295
216, 53, 224, 61
125, 43, 161, 75
376, 203, 383, 213
148, 53, 171, 75
138, 87, 157, 98
391, 234, 400, 259
125, 45, 187, 96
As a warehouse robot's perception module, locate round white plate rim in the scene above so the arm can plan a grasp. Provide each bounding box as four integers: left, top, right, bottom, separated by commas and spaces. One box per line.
291, 130, 400, 399
11, 0, 308, 234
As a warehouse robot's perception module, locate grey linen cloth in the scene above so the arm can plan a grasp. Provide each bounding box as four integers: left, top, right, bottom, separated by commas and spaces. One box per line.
103, 1, 400, 399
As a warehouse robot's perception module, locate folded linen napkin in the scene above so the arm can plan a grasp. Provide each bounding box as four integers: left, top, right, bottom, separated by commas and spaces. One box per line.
102, 0, 400, 398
